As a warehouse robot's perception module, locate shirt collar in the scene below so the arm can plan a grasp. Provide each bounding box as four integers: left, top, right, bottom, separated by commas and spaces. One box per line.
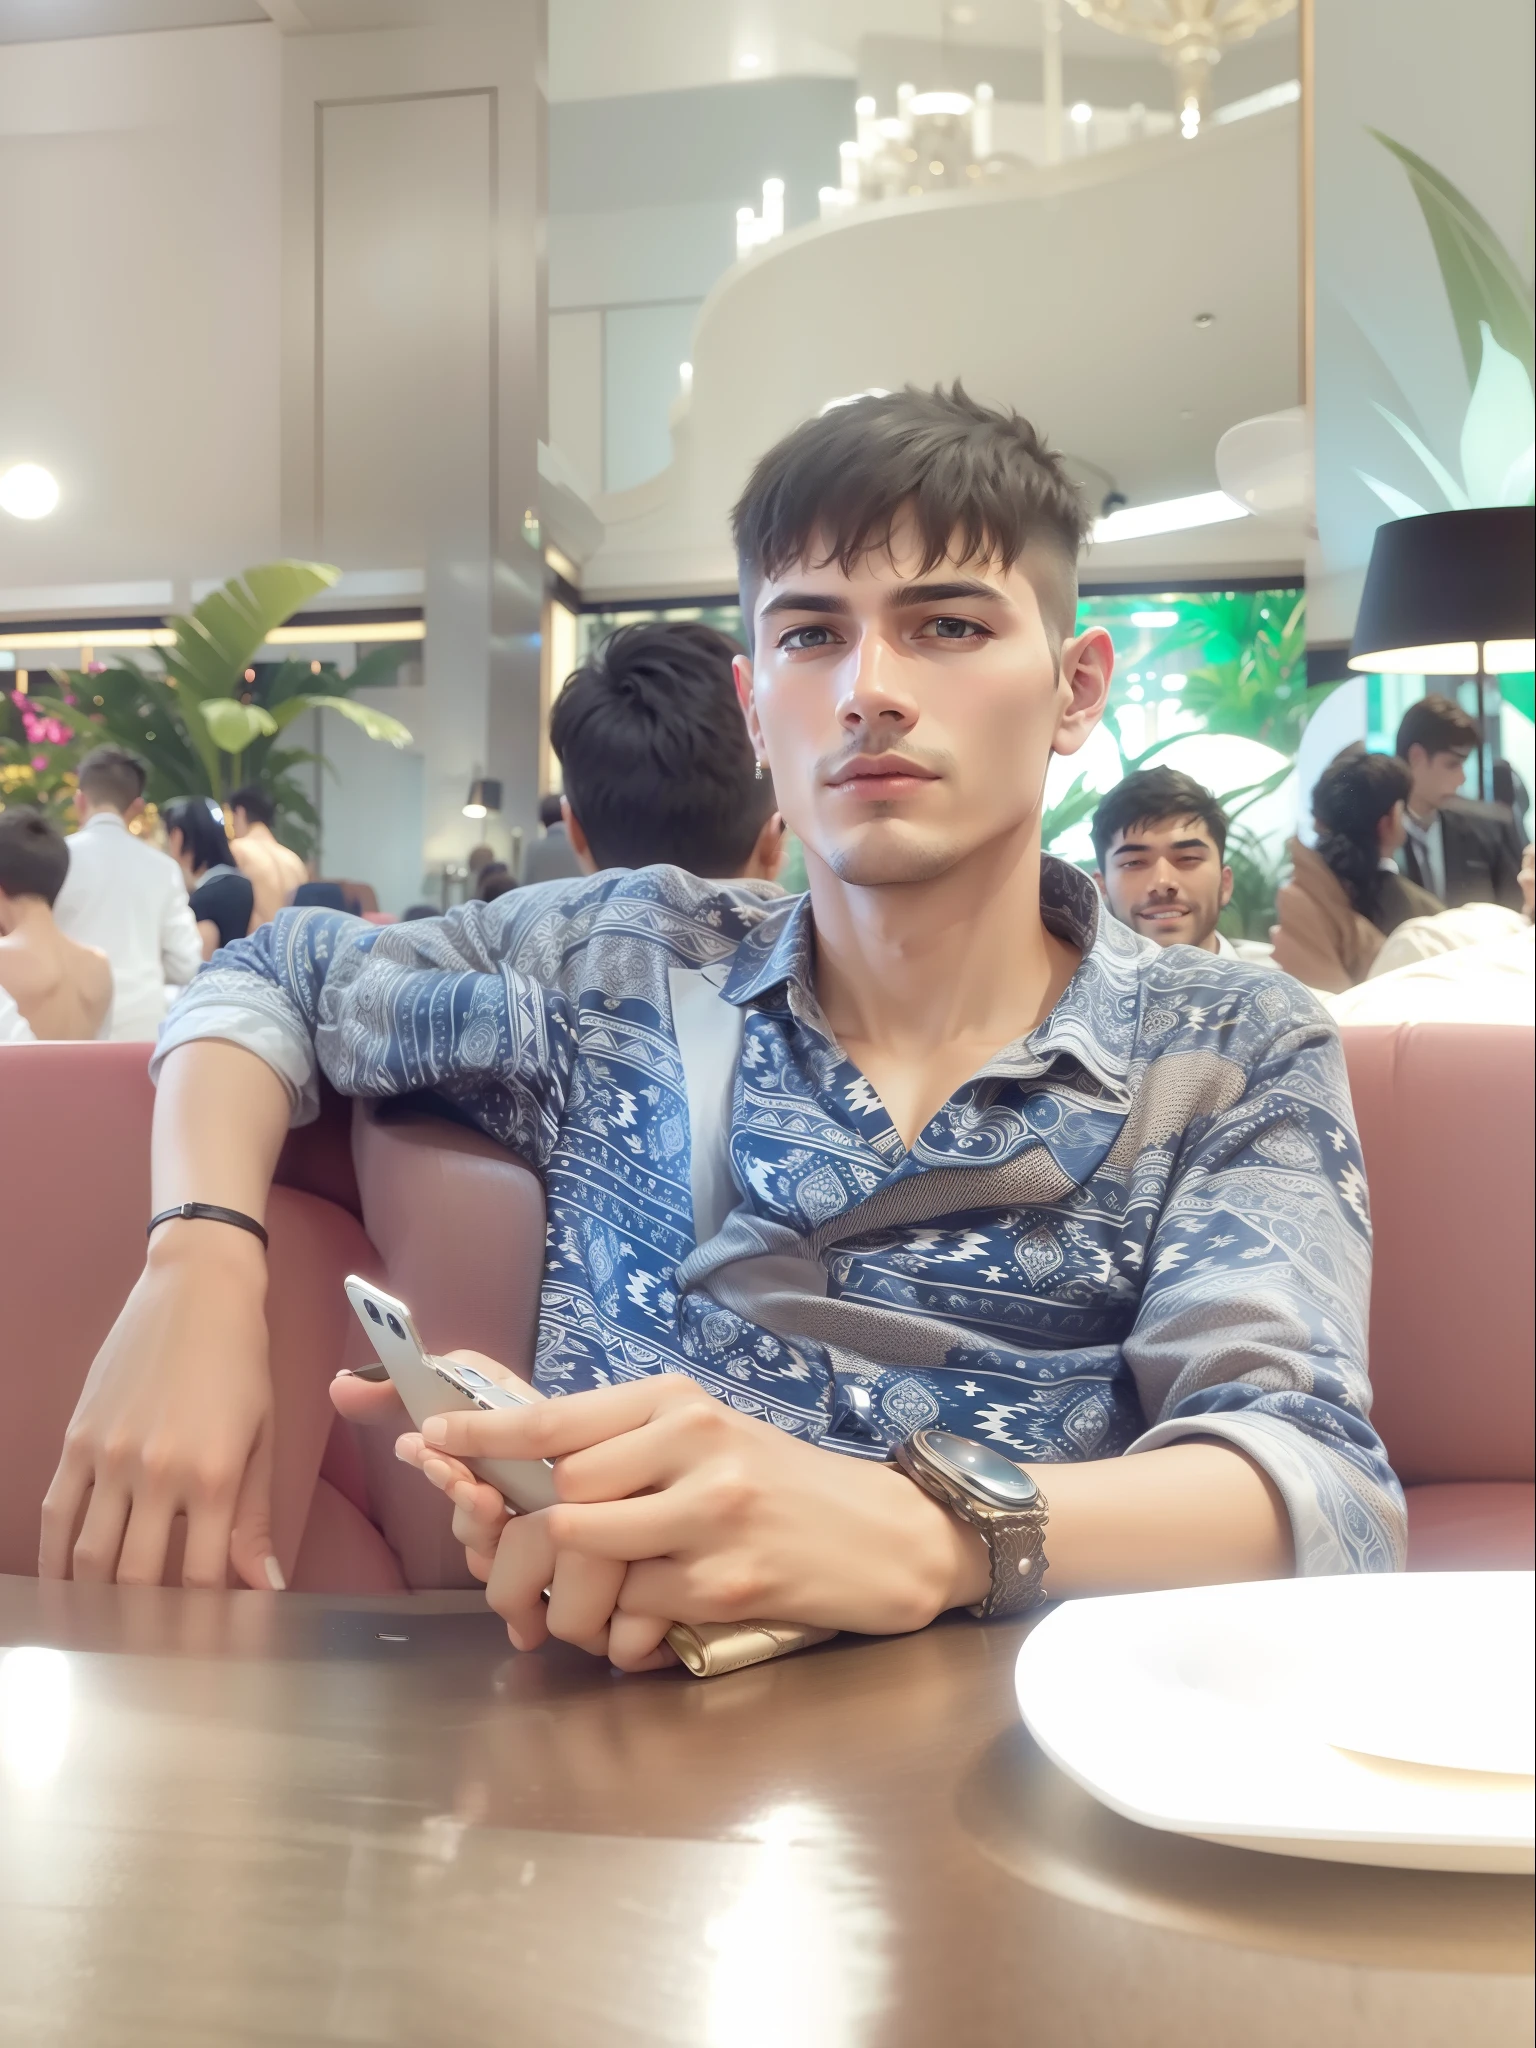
719, 856, 1142, 1101
83, 809, 128, 832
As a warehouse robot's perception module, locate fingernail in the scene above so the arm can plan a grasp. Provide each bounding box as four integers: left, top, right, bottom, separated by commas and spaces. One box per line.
422, 1417, 447, 1445
264, 1556, 287, 1592
423, 1456, 455, 1489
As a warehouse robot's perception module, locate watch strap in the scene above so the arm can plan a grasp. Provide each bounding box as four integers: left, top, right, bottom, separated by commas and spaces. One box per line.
893, 1433, 1050, 1622
147, 1201, 269, 1251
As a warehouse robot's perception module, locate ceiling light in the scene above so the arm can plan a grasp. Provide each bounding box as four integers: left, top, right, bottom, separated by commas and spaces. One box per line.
0, 463, 60, 520
1130, 609, 1180, 628
737, 51, 760, 70
1092, 492, 1249, 543
1070, 102, 1094, 124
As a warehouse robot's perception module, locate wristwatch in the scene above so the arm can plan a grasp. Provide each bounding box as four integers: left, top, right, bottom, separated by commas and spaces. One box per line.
893, 1427, 1050, 1620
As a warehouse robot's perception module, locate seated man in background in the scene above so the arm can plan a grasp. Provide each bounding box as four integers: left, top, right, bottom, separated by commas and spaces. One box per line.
46, 386, 1400, 1667
228, 784, 308, 928
521, 791, 585, 885
52, 745, 202, 1041
1329, 843, 1534, 1026
0, 808, 112, 1041
1396, 696, 1524, 911
548, 620, 786, 882
1090, 766, 1268, 961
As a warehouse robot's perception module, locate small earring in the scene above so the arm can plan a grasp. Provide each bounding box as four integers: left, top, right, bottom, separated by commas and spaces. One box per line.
754, 758, 765, 782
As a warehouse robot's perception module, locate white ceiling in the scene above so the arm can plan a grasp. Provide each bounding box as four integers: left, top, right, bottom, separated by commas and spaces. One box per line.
0, 0, 264, 38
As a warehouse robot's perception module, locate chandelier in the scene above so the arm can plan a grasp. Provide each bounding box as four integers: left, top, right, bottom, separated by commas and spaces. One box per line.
1065, 0, 1297, 137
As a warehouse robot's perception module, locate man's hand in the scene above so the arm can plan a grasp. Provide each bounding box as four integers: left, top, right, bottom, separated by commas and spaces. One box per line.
40, 1228, 281, 1590
414, 1373, 988, 1671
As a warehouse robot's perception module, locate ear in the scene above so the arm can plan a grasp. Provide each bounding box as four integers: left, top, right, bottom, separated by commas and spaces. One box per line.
560, 797, 597, 873
1051, 625, 1113, 760
1091, 869, 1109, 901
733, 653, 765, 769
1219, 864, 1234, 910
73, 789, 89, 824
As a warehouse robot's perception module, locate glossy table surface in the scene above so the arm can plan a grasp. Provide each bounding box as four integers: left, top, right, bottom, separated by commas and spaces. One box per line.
0, 1577, 1530, 2048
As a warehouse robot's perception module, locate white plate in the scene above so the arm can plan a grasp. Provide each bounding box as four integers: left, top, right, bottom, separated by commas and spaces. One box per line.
1015, 1573, 1536, 1872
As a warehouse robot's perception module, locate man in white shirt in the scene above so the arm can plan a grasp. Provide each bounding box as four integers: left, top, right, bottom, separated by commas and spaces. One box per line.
52, 746, 203, 1041
1092, 765, 1273, 963
0, 980, 34, 1045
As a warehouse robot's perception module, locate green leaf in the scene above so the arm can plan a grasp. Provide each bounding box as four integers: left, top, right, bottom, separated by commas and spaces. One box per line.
1356, 470, 1429, 520
1371, 130, 1535, 385
1372, 402, 1470, 509
163, 562, 340, 704
267, 694, 412, 746
1500, 445, 1536, 506
200, 699, 278, 751
339, 642, 415, 694
1461, 325, 1536, 504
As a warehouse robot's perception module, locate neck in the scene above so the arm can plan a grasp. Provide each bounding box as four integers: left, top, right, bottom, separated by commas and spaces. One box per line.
1196, 929, 1222, 953
0, 897, 57, 943
1406, 798, 1437, 827
80, 802, 124, 824
806, 828, 1070, 1054
241, 822, 274, 845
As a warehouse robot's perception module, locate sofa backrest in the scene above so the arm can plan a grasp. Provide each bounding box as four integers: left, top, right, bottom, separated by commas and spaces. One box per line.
1341, 1022, 1534, 1487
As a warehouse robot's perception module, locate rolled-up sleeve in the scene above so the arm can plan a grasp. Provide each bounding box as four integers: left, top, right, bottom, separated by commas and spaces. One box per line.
1121, 1015, 1406, 1576
151, 901, 577, 1168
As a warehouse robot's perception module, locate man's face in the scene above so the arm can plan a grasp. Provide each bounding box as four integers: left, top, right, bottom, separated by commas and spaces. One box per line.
1408, 744, 1470, 811
1096, 814, 1233, 951
734, 534, 1111, 889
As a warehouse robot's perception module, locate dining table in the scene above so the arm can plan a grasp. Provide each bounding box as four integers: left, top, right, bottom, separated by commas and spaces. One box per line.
0, 1574, 1530, 2046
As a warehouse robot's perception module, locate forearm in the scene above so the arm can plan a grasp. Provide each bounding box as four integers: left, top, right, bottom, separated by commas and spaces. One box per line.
148, 1040, 291, 1268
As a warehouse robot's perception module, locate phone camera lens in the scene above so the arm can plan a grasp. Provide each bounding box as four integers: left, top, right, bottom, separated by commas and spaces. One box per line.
386, 1314, 405, 1340
365, 1300, 383, 1324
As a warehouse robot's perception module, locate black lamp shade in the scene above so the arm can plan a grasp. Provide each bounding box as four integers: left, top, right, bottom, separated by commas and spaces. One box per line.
1349, 506, 1534, 674
462, 777, 502, 818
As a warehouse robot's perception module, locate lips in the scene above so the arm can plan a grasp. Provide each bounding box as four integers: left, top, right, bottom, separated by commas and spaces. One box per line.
826, 756, 939, 791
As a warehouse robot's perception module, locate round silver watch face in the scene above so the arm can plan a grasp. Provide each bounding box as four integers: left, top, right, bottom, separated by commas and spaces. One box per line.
917, 1429, 1039, 1509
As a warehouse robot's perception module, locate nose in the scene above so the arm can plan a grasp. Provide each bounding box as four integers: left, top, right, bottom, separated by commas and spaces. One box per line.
836, 628, 918, 737
1145, 859, 1180, 899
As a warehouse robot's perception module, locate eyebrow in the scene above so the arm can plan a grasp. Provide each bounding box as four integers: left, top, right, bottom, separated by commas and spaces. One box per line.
1112, 835, 1215, 857
756, 575, 1010, 624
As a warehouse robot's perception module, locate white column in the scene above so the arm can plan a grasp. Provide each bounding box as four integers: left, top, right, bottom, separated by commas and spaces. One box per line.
1040, 0, 1063, 166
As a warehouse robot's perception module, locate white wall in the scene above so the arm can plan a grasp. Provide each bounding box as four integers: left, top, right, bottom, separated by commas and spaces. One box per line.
0, 23, 281, 592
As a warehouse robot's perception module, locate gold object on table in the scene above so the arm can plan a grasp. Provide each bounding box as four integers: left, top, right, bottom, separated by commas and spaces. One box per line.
664, 1619, 837, 1678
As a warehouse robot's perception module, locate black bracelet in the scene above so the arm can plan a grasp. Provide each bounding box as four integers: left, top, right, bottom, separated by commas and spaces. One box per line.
147, 1201, 269, 1251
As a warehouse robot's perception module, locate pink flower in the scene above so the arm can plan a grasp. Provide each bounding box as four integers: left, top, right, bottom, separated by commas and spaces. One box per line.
32, 756, 48, 772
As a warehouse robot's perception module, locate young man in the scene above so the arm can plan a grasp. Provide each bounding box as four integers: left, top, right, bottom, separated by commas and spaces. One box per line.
1395, 697, 1524, 911
43, 387, 1402, 1666
1092, 767, 1237, 954
51, 746, 202, 1041
544, 620, 785, 882
228, 784, 308, 929
0, 808, 113, 1040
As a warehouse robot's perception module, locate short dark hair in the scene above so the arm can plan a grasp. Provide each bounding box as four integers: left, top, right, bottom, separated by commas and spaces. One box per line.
0, 807, 69, 905
1091, 767, 1229, 872
476, 864, 516, 902
77, 744, 147, 813
730, 382, 1089, 646
1312, 746, 1411, 920
401, 902, 440, 921
1396, 694, 1478, 761
549, 621, 773, 875
162, 795, 234, 874
538, 793, 564, 830
229, 784, 276, 828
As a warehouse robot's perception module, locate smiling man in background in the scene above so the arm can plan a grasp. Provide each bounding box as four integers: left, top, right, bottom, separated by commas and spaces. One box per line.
45, 386, 1400, 1668
1092, 766, 1236, 953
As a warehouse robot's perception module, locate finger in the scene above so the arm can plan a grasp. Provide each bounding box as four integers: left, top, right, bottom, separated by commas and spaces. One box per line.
331, 1372, 413, 1431
70, 1481, 132, 1584
543, 1493, 692, 1565
450, 1481, 511, 1560
485, 1514, 558, 1649
606, 1609, 677, 1673
228, 1415, 283, 1592
544, 1549, 627, 1654
421, 1373, 709, 1465
394, 1430, 479, 1494
115, 1491, 181, 1588
554, 1418, 700, 1504
618, 1557, 756, 1626
180, 1486, 238, 1591
39, 1456, 93, 1579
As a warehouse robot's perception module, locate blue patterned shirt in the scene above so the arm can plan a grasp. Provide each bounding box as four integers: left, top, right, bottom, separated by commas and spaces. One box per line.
154, 858, 1405, 1575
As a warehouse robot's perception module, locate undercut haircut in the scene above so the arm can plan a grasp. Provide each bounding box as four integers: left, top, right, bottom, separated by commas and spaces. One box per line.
549, 621, 773, 877
0, 807, 70, 906
77, 744, 147, 814
730, 382, 1089, 647
1091, 767, 1230, 872
1395, 694, 1479, 762
229, 784, 276, 829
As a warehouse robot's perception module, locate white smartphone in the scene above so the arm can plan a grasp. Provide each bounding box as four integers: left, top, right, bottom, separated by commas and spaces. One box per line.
343, 1275, 558, 1513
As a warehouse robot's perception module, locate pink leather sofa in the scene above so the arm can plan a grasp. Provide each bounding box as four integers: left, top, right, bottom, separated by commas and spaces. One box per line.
3, 1022, 1530, 1588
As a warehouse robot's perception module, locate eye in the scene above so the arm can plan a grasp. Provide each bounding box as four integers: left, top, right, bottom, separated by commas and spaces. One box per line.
777, 623, 842, 652
919, 615, 990, 642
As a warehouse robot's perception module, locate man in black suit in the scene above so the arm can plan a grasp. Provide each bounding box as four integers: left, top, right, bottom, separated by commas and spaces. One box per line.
1395, 696, 1524, 911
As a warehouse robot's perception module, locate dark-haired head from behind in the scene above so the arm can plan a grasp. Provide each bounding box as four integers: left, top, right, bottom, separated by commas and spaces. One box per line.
0, 807, 70, 907
229, 784, 276, 831
731, 381, 1089, 652
538, 793, 565, 831
76, 745, 148, 817
1092, 767, 1232, 952
161, 796, 235, 877
549, 621, 781, 879
401, 902, 440, 921
1311, 747, 1412, 923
